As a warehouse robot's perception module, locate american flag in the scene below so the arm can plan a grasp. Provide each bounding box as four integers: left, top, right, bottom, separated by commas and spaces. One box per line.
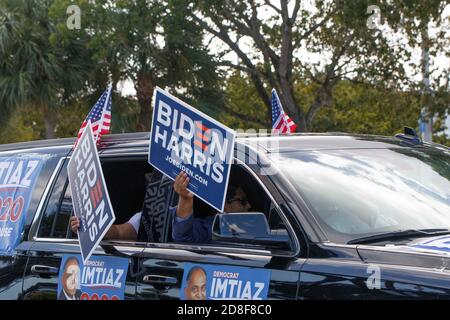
271, 89, 297, 134
74, 86, 112, 147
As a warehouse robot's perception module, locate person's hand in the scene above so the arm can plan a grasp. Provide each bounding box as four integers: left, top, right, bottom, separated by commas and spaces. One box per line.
174, 171, 193, 200
174, 172, 194, 219
70, 216, 80, 233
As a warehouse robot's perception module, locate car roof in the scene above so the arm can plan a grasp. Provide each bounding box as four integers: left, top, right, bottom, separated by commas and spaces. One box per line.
0, 132, 447, 155
239, 133, 431, 153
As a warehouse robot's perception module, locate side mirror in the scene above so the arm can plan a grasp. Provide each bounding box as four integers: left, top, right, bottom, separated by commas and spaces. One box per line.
212, 212, 289, 249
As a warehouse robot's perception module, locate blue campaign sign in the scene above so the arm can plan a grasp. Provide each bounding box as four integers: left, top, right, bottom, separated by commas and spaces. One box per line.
67, 122, 116, 263
57, 254, 129, 300
149, 87, 236, 213
0, 157, 44, 256
409, 236, 450, 254
180, 263, 271, 300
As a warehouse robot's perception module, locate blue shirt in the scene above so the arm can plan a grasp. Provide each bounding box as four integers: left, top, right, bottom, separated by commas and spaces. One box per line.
171, 207, 216, 243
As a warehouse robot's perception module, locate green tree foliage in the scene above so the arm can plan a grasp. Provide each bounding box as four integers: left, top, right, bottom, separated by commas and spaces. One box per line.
0, 0, 94, 138
54, 94, 141, 137
189, 0, 407, 131
313, 81, 422, 136
0, 92, 141, 143
220, 71, 268, 129
48, 0, 224, 131
381, 0, 450, 141
0, 105, 44, 144
0, 0, 448, 147
220, 72, 437, 145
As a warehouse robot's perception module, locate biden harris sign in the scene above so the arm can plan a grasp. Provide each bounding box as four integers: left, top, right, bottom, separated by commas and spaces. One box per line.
149, 87, 236, 213
67, 122, 116, 263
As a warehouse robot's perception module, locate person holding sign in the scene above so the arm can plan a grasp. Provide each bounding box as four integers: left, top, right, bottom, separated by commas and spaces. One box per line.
172, 171, 252, 243
70, 214, 138, 241
70, 171, 252, 243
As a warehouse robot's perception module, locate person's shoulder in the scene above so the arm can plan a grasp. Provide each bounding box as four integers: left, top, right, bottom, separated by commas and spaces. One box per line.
58, 290, 66, 300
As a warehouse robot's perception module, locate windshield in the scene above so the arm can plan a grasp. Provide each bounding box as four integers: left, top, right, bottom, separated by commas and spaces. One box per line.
273, 147, 450, 244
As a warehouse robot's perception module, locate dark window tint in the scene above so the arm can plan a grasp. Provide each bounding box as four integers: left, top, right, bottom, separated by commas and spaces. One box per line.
54, 182, 73, 238
37, 164, 72, 238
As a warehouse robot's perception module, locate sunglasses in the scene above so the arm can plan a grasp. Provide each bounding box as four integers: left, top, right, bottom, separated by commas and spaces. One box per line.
227, 196, 249, 206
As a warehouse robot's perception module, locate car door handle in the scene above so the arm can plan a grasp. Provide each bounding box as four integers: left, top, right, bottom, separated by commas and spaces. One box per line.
31, 265, 59, 276
143, 275, 178, 286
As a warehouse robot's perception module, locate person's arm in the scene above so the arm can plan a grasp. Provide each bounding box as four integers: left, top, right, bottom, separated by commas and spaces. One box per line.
171, 171, 215, 243
104, 224, 137, 241
172, 171, 195, 242
172, 209, 194, 242
174, 172, 193, 218
69, 216, 137, 241
172, 210, 213, 243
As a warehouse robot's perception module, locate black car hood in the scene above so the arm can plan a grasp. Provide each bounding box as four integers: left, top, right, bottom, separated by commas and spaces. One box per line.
356, 235, 450, 271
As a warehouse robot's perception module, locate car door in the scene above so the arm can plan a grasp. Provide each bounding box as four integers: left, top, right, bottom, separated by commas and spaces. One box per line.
0, 150, 64, 300
136, 162, 305, 300
22, 160, 141, 300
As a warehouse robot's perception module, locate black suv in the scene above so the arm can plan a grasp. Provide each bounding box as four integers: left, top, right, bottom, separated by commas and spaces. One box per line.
0, 132, 449, 299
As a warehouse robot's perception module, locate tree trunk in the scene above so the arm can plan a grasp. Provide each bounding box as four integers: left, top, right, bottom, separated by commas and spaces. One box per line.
278, 82, 303, 132
135, 73, 155, 132
42, 105, 56, 139
260, 86, 305, 132
306, 84, 334, 131
420, 23, 433, 142
296, 116, 308, 132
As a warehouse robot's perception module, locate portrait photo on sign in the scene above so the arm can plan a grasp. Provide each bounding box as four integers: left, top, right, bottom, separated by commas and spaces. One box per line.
58, 256, 82, 300
180, 263, 271, 300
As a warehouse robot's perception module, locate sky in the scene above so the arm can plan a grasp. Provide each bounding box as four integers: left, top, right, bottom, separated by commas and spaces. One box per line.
118, 2, 450, 135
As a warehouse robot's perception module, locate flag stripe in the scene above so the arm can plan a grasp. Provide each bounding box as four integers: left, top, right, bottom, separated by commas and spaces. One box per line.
271, 89, 298, 134
74, 86, 112, 148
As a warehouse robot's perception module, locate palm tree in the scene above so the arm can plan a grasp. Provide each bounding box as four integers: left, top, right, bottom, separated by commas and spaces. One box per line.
86, 0, 223, 132
0, 0, 92, 139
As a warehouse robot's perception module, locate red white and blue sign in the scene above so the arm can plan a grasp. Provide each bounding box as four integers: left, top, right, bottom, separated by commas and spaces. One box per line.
67, 122, 116, 263
180, 263, 271, 300
57, 254, 129, 300
148, 87, 236, 213
0, 157, 43, 256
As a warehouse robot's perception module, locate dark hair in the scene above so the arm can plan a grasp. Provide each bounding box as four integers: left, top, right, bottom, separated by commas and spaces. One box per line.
225, 168, 241, 202
63, 256, 79, 271
186, 266, 206, 283
225, 184, 239, 202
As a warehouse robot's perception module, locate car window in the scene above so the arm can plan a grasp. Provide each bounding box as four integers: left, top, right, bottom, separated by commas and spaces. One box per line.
167, 164, 294, 251
35, 157, 294, 251
58, 183, 74, 238
37, 163, 71, 239
37, 156, 152, 241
